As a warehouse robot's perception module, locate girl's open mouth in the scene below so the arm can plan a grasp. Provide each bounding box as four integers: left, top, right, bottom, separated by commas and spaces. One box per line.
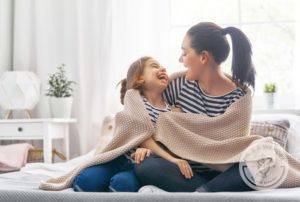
158, 74, 169, 84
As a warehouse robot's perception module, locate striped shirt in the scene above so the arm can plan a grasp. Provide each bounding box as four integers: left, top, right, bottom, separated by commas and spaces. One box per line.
142, 96, 172, 124
163, 75, 245, 172
163, 75, 245, 117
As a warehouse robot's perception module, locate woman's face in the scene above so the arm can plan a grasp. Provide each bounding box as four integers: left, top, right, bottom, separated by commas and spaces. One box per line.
142, 58, 169, 93
179, 35, 207, 81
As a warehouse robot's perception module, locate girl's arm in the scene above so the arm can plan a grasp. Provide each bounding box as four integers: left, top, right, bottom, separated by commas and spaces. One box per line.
135, 137, 194, 179
139, 138, 177, 163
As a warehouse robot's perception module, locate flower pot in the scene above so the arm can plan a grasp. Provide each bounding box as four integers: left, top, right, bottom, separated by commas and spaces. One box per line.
264, 93, 276, 109
49, 97, 73, 118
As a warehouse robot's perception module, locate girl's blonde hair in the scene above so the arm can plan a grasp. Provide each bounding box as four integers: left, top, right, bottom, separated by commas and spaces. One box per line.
119, 56, 152, 105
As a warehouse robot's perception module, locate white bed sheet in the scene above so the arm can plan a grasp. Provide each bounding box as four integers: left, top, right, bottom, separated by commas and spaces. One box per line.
0, 149, 95, 191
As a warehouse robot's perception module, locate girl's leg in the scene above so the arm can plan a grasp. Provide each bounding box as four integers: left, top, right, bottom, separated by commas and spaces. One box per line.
196, 163, 254, 192
134, 154, 209, 192
109, 169, 141, 192
72, 155, 130, 192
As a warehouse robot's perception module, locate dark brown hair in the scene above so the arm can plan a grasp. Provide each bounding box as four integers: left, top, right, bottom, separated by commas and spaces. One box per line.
187, 22, 256, 90
119, 56, 152, 105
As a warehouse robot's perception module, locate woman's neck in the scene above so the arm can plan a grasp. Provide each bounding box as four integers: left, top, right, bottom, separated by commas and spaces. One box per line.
198, 64, 236, 96
143, 90, 165, 108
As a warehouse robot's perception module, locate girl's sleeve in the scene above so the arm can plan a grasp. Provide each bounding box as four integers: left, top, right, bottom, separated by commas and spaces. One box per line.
163, 77, 181, 106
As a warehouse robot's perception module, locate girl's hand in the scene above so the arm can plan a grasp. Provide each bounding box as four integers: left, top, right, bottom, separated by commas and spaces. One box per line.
131, 148, 152, 164
171, 158, 194, 179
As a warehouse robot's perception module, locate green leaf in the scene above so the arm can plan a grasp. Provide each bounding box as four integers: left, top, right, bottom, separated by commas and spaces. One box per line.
46, 64, 76, 97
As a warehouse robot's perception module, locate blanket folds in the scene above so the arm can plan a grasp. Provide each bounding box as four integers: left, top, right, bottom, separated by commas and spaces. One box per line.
40, 72, 300, 191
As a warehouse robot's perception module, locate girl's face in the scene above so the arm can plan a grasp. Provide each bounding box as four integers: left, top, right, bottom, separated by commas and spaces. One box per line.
142, 58, 169, 93
179, 35, 209, 81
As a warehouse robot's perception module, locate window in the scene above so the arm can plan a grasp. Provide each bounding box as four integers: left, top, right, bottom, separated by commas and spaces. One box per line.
167, 0, 299, 109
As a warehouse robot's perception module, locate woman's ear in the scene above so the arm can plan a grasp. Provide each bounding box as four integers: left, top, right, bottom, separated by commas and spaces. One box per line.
199, 51, 210, 64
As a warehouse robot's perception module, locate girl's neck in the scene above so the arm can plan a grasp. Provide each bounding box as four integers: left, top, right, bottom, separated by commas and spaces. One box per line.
198, 64, 235, 96
143, 90, 165, 108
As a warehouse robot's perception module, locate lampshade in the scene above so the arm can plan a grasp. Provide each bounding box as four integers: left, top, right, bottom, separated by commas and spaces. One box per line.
0, 71, 41, 110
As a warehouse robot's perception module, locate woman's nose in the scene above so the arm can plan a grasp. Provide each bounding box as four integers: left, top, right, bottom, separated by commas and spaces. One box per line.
179, 55, 183, 63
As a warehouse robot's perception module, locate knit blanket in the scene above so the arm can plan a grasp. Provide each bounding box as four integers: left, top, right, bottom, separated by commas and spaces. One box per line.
40, 73, 300, 191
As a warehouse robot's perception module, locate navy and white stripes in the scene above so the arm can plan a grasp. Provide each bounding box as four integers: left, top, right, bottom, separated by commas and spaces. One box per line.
142, 96, 172, 124
163, 75, 245, 117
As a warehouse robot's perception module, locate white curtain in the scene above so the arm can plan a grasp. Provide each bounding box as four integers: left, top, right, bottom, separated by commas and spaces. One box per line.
0, 0, 13, 119
293, 1, 300, 109
0, 0, 170, 157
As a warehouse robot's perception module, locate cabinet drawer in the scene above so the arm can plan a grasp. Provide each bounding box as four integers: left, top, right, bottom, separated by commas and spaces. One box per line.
0, 123, 43, 138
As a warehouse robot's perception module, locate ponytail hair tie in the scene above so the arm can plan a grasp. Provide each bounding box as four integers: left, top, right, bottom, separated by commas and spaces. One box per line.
221, 28, 228, 36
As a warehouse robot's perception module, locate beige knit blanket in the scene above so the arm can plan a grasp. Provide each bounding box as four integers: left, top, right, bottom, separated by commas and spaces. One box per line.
40, 73, 300, 191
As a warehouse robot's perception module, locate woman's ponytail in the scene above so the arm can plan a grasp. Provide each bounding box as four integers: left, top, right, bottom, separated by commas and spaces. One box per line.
120, 78, 127, 105
222, 27, 256, 90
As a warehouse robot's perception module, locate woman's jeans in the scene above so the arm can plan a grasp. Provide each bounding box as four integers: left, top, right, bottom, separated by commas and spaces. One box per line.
134, 154, 254, 192
72, 155, 141, 192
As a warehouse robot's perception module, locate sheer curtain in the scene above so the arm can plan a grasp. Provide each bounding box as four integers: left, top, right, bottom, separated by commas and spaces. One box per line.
0, 0, 170, 157
0, 0, 13, 85
293, 1, 300, 109
0, 0, 13, 143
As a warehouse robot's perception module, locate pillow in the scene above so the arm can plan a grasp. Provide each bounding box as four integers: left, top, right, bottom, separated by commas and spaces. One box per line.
250, 119, 290, 150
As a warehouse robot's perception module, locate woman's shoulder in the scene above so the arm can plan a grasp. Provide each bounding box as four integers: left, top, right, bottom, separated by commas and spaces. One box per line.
169, 71, 187, 81
229, 87, 245, 97
223, 73, 250, 96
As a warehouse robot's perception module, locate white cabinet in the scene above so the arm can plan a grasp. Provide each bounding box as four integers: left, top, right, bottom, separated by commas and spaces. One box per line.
0, 119, 76, 163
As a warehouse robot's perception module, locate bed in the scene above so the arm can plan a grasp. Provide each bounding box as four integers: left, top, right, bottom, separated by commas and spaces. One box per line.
1, 113, 300, 202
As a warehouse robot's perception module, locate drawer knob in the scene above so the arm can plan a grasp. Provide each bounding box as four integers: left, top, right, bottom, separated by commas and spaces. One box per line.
18, 127, 23, 132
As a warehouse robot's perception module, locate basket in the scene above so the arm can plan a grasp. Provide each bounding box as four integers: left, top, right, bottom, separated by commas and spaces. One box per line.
28, 148, 67, 163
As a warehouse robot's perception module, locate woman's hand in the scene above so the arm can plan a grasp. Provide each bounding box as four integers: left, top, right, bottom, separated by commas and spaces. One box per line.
171, 158, 194, 179
131, 148, 152, 164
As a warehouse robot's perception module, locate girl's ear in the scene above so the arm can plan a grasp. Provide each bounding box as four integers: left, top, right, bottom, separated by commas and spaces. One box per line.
133, 75, 145, 89
137, 75, 145, 84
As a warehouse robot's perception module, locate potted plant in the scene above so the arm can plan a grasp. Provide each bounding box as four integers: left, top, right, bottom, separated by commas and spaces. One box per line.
263, 83, 277, 109
46, 64, 76, 118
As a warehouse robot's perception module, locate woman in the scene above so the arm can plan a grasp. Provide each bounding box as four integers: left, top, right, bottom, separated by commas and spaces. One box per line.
134, 22, 256, 192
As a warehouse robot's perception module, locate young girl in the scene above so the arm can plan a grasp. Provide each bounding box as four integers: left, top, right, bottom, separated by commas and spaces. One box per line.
72, 56, 193, 192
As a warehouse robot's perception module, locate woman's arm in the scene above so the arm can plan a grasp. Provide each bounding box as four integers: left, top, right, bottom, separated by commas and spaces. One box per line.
136, 137, 194, 179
